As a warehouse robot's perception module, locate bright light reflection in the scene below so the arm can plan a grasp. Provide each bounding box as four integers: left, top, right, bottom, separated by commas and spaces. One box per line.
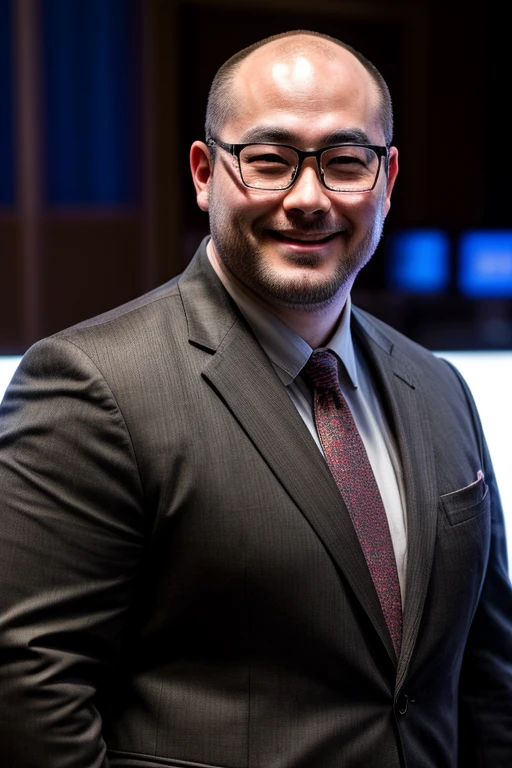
272, 56, 314, 89
0, 357, 21, 402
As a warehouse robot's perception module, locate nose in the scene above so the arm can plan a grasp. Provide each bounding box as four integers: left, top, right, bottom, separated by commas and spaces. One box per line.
282, 160, 332, 216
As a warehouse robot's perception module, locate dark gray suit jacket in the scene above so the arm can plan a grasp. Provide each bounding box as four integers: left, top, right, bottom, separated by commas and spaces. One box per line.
1, 238, 511, 767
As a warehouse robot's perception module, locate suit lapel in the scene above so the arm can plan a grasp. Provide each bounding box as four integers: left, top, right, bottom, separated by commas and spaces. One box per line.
353, 309, 438, 685
180, 245, 439, 670
179, 245, 397, 662
204, 321, 401, 662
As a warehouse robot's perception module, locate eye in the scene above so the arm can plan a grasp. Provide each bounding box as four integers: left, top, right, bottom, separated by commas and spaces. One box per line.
245, 153, 290, 166
327, 154, 366, 167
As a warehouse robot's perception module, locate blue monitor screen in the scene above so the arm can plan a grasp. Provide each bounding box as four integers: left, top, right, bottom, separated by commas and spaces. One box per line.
387, 229, 450, 293
459, 231, 512, 297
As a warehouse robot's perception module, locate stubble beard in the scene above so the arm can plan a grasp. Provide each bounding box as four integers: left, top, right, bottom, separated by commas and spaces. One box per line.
209, 194, 387, 312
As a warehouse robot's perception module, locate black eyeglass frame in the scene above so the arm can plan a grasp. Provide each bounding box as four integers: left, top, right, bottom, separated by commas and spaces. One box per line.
207, 137, 389, 192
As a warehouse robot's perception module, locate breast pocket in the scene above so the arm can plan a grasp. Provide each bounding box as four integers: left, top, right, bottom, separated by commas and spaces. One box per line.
439, 470, 489, 526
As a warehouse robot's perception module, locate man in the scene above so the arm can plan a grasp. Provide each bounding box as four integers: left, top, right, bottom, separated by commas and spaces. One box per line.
0, 29, 511, 768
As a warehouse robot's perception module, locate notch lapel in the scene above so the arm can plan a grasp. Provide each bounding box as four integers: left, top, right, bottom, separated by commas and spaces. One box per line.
203, 322, 398, 662
353, 309, 438, 685
179, 245, 397, 662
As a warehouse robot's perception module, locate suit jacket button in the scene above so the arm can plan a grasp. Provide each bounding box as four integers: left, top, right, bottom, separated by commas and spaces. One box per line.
396, 694, 409, 715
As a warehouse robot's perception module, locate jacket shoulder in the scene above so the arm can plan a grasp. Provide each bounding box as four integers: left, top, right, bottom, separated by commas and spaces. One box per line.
353, 306, 446, 364
55, 275, 182, 341
351, 305, 464, 389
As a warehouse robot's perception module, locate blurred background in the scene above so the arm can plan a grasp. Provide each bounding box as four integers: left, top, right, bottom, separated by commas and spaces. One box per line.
0, 0, 511, 552
0, 0, 510, 354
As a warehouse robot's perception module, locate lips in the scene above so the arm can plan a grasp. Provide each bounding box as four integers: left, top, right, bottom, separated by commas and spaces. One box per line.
270, 230, 339, 245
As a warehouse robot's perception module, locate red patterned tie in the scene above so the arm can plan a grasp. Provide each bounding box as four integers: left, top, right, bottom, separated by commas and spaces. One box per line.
305, 349, 402, 658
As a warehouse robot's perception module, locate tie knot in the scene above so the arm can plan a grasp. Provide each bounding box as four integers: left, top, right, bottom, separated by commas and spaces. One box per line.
304, 350, 340, 391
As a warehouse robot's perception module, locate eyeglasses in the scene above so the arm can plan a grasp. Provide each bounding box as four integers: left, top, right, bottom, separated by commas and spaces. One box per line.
207, 137, 388, 193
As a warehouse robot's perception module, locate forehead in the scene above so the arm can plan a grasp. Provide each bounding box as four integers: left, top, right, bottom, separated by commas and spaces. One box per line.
225, 38, 383, 146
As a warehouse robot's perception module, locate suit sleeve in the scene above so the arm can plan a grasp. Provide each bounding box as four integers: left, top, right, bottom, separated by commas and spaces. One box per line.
449, 364, 512, 765
0, 337, 146, 767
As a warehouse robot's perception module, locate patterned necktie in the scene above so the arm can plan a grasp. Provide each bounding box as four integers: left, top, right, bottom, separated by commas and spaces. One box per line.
305, 349, 402, 658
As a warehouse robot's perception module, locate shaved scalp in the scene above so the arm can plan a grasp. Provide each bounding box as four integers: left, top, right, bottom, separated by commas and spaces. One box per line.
205, 30, 394, 149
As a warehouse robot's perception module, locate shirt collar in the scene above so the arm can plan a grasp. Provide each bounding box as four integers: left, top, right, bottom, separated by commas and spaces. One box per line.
207, 242, 359, 388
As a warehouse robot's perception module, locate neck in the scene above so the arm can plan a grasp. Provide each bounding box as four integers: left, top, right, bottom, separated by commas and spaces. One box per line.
207, 240, 350, 349
267, 297, 348, 349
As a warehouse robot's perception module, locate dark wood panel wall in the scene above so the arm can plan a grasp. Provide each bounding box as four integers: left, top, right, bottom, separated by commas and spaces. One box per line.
0, 0, 504, 355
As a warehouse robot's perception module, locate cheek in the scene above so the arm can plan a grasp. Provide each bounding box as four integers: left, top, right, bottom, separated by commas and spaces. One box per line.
332, 196, 379, 227
355, 185, 388, 218
212, 175, 277, 222
234, 197, 284, 228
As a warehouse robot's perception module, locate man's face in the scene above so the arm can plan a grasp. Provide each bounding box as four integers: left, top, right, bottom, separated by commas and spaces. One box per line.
192, 40, 398, 310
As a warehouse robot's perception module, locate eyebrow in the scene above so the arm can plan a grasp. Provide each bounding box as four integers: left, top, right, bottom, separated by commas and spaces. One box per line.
237, 126, 373, 147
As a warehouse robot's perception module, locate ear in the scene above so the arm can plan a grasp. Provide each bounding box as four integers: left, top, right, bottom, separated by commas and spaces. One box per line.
190, 141, 213, 212
382, 146, 399, 215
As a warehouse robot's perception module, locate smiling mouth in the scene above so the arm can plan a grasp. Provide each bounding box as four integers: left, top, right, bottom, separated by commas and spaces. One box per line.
270, 231, 339, 245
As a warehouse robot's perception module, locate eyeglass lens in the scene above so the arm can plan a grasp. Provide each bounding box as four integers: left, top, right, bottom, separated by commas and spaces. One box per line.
238, 144, 380, 191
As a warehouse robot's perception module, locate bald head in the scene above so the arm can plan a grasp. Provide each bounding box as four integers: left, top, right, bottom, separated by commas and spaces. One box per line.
205, 30, 393, 149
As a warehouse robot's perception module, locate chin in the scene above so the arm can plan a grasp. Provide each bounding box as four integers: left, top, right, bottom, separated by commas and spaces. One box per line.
255, 268, 350, 309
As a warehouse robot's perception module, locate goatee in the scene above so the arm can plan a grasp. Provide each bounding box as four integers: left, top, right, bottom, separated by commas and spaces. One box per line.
208, 195, 386, 311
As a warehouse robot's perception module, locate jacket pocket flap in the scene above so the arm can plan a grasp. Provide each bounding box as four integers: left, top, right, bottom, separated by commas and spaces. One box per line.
439, 470, 489, 525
